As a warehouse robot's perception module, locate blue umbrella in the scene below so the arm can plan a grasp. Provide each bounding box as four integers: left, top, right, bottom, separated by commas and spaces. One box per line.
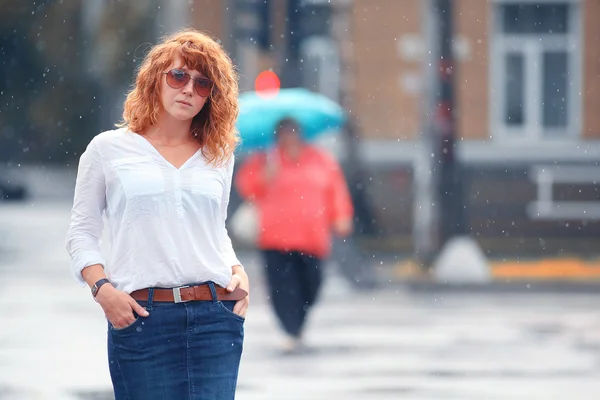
236, 88, 347, 151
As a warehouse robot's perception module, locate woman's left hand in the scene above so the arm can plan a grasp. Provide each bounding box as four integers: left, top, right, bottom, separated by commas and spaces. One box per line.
227, 265, 250, 318
333, 217, 353, 237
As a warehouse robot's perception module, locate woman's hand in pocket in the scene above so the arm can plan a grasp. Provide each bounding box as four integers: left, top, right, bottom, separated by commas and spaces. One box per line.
96, 285, 149, 329
227, 265, 250, 318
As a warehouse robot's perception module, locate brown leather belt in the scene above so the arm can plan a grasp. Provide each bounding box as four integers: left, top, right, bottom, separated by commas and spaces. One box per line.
130, 284, 248, 303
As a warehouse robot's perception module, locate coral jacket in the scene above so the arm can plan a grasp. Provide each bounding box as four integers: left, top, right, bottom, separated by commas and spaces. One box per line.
235, 146, 353, 259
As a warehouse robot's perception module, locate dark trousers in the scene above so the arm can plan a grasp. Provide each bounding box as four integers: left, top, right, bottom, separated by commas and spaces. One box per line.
262, 249, 323, 337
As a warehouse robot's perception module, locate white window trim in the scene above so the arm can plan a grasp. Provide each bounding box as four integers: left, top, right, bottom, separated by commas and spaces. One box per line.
489, 0, 580, 3
489, 0, 583, 143
342, 139, 600, 166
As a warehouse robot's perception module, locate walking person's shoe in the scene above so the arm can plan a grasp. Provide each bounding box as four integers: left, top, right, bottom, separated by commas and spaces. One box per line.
280, 334, 306, 355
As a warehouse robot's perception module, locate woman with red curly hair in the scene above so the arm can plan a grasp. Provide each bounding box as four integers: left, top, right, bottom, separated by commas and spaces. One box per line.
65, 29, 249, 399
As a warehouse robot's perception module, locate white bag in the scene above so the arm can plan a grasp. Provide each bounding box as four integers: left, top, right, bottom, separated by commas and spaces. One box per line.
230, 201, 259, 246
231, 150, 275, 246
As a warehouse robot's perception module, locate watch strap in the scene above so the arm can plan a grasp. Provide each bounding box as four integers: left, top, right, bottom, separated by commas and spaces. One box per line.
92, 278, 112, 298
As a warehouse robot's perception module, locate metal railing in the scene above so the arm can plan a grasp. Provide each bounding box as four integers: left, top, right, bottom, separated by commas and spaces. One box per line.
527, 165, 600, 220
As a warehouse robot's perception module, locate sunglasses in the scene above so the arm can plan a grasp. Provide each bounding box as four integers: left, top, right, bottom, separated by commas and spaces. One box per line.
164, 69, 213, 97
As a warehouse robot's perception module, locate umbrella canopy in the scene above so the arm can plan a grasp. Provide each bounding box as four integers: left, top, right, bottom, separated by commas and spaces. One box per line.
236, 88, 346, 151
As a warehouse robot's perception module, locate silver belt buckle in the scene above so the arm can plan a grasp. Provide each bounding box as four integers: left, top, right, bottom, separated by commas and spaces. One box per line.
173, 286, 190, 303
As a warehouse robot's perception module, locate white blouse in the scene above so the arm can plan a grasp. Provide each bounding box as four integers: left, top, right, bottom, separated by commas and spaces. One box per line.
65, 128, 242, 294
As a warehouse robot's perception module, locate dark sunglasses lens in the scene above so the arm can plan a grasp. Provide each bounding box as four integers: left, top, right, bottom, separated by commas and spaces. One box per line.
194, 79, 212, 97
166, 69, 189, 88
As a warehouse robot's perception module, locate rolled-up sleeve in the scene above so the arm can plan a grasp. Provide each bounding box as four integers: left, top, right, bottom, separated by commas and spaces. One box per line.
65, 137, 107, 285
220, 155, 243, 268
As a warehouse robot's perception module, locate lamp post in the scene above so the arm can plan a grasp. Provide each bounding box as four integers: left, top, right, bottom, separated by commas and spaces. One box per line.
416, 0, 464, 269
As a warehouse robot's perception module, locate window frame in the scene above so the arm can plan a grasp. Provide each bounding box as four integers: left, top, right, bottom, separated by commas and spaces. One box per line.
489, 0, 582, 142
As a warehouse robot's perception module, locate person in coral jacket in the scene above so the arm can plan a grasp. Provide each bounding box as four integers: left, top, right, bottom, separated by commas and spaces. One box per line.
235, 117, 353, 353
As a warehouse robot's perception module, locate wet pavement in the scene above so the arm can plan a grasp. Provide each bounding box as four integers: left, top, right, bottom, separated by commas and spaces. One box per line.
1, 200, 600, 399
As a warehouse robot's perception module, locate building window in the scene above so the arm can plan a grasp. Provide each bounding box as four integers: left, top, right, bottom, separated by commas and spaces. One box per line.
491, 1, 581, 140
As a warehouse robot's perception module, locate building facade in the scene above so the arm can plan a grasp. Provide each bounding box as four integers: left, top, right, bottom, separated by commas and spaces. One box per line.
349, 0, 600, 256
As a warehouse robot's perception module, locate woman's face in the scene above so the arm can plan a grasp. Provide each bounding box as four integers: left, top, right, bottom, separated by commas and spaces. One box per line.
277, 125, 303, 154
159, 56, 209, 122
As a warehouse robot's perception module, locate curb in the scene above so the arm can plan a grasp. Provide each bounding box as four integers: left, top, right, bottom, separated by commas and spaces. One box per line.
384, 257, 600, 294
399, 280, 600, 294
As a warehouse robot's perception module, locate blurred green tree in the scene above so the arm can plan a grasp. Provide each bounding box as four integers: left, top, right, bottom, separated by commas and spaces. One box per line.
1, 0, 99, 164
0, 0, 158, 165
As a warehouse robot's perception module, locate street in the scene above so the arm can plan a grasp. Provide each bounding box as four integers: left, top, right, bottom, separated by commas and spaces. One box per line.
1, 201, 599, 399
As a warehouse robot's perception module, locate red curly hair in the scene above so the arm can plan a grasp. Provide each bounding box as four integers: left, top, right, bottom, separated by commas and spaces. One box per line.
118, 29, 239, 166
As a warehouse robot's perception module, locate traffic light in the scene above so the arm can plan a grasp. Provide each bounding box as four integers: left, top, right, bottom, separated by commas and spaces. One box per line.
233, 0, 270, 50
254, 70, 280, 97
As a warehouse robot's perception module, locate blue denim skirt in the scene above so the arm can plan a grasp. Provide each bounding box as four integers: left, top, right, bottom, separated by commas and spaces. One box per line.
107, 282, 245, 400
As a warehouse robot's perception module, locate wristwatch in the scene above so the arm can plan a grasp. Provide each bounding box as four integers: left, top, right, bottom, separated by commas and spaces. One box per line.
91, 278, 113, 298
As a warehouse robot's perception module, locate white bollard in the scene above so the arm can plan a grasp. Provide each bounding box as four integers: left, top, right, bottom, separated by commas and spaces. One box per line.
433, 236, 492, 284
